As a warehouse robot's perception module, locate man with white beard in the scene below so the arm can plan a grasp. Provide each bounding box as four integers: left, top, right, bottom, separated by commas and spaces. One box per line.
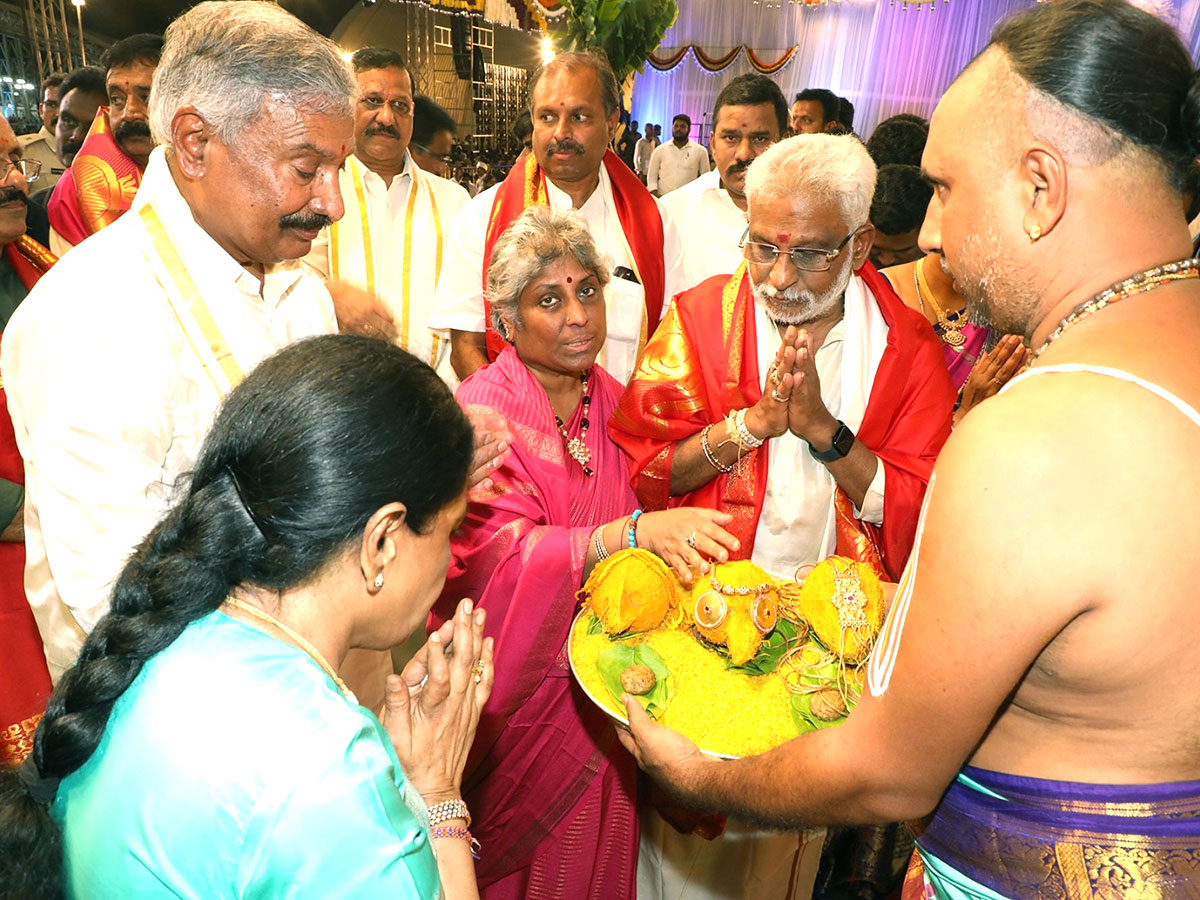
610, 134, 954, 898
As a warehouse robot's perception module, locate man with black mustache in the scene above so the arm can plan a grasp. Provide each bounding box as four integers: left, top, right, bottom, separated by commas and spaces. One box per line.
433, 50, 684, 384
303, 47, 469, 383
661, 74, 788, 291
51, 66, 106, 171
104, 33, 160, 170
0, 113, 56, 773
16, 73, 65, 193
46, 34, 162, 255
0, 118, 55, 321
23, 67, 105, 247
2, 3, 351, 684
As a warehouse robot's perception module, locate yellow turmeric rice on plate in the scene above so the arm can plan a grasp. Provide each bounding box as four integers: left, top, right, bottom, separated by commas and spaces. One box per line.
567, 610, 800, 759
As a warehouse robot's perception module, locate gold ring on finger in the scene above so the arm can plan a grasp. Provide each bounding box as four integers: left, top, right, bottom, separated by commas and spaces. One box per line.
472, 661, 485, 684
686, 531, 698, 549
770, 388, 791, 403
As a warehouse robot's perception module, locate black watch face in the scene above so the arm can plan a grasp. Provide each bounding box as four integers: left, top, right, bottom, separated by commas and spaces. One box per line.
833, 424, 855, 456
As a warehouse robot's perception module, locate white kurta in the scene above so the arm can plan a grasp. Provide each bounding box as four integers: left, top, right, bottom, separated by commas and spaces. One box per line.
751, 275, 888, 581
634, 137, 658, 177
3, 147, 337, 680
659, 169, 748, 292
304, 151, 469, 384
430, 164, 686, 385
647, 140, 711, 195
639, 275, 891, 900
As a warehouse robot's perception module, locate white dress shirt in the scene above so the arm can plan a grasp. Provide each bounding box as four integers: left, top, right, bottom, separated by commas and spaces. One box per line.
647, 140, 710, 195
750, 275, 888, 580
430, 164, 686, 384
3, 148, 337, 679
304, 151, 469, 383
659, 170, 748, 292
17, 127, 65, 192
634, 137, 658, 177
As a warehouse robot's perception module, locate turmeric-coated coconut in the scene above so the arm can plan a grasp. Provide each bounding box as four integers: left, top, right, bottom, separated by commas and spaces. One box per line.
578, 548, 679, 635
687, 560, 779, 666
791, 556, 884, 664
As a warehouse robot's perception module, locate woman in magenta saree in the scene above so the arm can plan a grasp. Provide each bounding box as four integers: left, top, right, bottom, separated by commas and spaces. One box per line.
431, 207, 736, 900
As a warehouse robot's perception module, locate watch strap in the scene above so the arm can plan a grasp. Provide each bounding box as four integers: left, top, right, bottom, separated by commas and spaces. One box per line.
809, 421, 854, 462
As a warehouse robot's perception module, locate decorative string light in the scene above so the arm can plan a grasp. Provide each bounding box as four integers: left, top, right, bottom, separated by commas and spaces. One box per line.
888, 0, 947, 10
751, 0, 847, 6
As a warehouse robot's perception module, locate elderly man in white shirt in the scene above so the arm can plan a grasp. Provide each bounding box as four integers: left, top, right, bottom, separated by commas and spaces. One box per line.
2, 2, 355, 683
661, 74, 789, 292
646, 114, 710, 196
432, 51, 684, 386
304, 47, 469, 383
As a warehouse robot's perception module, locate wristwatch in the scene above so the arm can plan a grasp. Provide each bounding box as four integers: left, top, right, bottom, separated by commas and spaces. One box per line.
809, 421, 855, 462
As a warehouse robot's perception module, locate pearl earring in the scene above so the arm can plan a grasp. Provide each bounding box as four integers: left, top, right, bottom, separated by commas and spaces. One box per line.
1028, 224, 1042, 243
374, 572, 384, 590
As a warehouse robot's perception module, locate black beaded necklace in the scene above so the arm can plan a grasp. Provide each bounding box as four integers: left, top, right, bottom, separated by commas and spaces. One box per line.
555, 370, 594, 477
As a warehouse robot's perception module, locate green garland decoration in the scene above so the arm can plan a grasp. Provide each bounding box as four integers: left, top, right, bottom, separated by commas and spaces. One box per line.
557, 0, 680, 84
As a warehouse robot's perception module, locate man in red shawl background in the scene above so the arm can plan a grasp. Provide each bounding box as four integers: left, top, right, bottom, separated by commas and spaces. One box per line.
47, 34, 161, 255
610, 133, 954, 900
431, 49, 684, 386
0, 115, 55, 766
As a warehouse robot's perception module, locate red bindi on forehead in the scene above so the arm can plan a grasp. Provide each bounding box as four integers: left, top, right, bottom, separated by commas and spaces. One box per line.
566, 276, 573, 283
775, 233, 790, 244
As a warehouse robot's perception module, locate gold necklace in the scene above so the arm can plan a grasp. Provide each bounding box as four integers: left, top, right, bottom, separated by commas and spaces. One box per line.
914, 256, 968, 352
224, 595, 355, 702
1031, 257, 1200, 362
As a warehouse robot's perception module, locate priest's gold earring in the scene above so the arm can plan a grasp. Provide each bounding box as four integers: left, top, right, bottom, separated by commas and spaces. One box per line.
1028, 224, 1042, 243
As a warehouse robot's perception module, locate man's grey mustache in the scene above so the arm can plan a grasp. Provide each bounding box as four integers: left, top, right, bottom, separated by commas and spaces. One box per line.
547, 139, 585, 155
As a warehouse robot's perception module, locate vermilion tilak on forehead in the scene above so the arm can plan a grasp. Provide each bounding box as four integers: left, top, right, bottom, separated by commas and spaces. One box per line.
776, 233, 790, 244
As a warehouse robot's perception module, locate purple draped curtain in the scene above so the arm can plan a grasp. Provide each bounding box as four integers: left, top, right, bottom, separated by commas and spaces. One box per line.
631, 0, 1200, 141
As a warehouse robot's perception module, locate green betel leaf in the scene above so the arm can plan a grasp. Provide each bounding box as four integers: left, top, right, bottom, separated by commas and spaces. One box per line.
726, 619, 801, 676
790, 692, 847, 733
596, 642, 672, 719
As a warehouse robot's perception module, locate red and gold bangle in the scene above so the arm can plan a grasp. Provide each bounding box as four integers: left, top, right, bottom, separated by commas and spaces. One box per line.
431, 824, 481, 859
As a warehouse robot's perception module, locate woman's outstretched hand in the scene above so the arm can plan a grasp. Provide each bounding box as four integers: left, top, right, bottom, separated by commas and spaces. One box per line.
383, 598, 494, 804
636, 507, 740, 584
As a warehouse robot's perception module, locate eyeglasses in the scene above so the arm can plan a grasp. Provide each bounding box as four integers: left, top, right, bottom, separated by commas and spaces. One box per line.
739, 225, 864, 273
0, 158, 40, 185
410, 142, 453, 165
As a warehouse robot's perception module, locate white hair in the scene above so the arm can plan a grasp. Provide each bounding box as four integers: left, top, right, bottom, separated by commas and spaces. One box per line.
150, 1, 355, 147
746, 133, 877, 228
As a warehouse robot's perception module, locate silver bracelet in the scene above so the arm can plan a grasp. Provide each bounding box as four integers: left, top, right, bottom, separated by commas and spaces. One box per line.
701, 424, 734, 473
734, 408, 765, 450
593, 525, 611, 561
